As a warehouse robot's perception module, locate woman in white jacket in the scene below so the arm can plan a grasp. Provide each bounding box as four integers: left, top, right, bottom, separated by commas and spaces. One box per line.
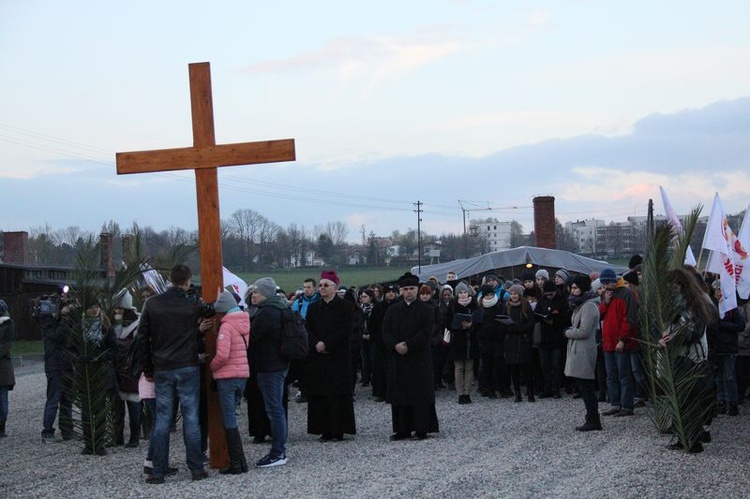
564, 275, 602, 432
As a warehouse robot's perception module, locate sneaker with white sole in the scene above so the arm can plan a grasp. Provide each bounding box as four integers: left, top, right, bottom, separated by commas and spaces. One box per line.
256, 453, 287, 468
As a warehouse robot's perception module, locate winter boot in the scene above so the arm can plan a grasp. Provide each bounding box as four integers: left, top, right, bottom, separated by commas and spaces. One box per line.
0, 421, 6, 437
727, 403, 739, 416
220, 428, 247, 475
576, 413, 603, 432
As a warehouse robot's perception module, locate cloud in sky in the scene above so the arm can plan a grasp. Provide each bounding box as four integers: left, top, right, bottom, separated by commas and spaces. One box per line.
2, 96, 748, 240
241, 26, 465, 85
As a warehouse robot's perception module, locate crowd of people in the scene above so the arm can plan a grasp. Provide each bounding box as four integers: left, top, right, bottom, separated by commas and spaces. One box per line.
2, 255, 748, 483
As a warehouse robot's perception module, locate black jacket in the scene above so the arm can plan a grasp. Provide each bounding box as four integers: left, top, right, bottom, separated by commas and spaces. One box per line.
446, 299, 479, 361
713, 306, 745, 355
138, 287, 213, 375
249, 296, 290, 373
43, 318, 72, 371
477, 303, 505, 354
502, 303, 535, 365
535, 292, 570, 349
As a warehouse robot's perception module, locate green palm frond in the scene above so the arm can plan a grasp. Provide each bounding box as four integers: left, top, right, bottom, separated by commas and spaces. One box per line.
63, 238, 156, 453
640, 206, 711, 452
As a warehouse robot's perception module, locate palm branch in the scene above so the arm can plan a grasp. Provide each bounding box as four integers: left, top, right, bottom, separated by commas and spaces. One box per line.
639, 207, 712, 452
63, 238, 157, 453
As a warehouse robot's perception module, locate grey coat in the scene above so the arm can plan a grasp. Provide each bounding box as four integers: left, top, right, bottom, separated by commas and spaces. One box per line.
564, 299, 599, 380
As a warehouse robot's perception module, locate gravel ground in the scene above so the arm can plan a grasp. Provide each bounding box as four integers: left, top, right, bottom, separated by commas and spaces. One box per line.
2, 364, 749, 499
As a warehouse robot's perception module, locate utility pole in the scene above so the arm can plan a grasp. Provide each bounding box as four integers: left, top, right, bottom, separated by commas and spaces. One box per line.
415, 200, 423, 273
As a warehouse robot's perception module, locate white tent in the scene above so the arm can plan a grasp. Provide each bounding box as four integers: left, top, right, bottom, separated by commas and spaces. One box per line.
411, 246, 627, 281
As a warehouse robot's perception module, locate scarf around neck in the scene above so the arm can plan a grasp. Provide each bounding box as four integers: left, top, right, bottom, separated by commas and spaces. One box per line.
482, 295, 498, 308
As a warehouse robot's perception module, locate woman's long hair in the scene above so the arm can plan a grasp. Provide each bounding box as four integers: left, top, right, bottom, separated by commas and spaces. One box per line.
666, 267, 714, 326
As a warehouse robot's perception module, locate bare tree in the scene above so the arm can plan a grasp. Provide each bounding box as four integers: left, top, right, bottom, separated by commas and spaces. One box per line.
100, 220, 122, 238
57, 226, 92, 247
229, 209, 263, 261
323, 221, 349, 247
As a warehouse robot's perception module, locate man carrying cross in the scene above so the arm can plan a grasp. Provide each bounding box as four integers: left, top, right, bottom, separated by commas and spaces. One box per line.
138, 264, 215, 484
116, 61, 295, 470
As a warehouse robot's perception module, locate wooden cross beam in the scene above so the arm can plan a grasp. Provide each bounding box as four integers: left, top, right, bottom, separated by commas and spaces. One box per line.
116, 62, 295, 468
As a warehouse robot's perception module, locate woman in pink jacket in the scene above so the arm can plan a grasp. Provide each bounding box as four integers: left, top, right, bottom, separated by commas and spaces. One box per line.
210, 291, 250, 475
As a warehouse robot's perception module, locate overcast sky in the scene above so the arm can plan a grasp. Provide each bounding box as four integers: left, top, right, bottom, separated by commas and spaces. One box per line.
1, 0, 749, 242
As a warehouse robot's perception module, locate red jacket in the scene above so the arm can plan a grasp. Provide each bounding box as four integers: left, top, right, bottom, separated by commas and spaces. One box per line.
599, 285, 639, 352
210, 311, 250, 379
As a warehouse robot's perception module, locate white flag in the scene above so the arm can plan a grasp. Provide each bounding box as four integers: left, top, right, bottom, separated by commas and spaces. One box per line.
222, 266, 249, 308
702, 192, 738, 317
734, 204, 750, 300
659, 186, 697, 266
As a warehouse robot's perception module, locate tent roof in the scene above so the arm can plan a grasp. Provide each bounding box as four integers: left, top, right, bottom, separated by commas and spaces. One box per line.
411, 246, 628, 281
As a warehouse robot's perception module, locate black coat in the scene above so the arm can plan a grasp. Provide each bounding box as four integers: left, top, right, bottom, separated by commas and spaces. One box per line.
370, 297, 398, 343
305, 296, 355, 396
535, 293, 569, 349
713, 306, 745, 354
476, 303, 505, 355
445, 299, 479, 361
0, 316, 15, 388
382, 299, 435, 406
43, 318, 72, 371
502, 303, 535, 365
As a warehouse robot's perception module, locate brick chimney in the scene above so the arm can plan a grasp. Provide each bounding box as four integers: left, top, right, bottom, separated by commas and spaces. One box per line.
100, 232, 115, 278
2, 231, 29, 264
533, 196, 556, 249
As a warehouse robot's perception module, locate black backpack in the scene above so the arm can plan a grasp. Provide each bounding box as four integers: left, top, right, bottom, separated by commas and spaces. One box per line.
279, 308, 309, 361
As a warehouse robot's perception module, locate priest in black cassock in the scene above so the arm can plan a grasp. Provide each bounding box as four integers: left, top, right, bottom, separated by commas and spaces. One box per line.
304, 270, 356, 441
382, 272, 440, 440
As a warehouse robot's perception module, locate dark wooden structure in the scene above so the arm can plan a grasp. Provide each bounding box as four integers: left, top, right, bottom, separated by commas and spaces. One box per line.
0, 263, 83, 340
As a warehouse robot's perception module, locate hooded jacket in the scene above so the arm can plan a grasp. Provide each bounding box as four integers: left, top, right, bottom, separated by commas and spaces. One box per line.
211, 310, 250, 379
249, 295, 290, 373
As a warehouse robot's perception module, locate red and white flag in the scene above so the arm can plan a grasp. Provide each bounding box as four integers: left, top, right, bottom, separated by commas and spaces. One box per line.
735, 203, 750, 300
222, 266, 249, 308
702, 193, 738, 317
659, 186, 697, 266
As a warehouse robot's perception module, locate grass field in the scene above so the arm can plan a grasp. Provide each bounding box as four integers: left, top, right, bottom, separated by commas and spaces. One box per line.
237, 266, 414, 294
12, 340, 44, 355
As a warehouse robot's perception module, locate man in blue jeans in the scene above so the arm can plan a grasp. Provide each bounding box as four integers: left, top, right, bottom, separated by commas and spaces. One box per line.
598, 268, 639, 417
138, 264, 215, 484
249, 277, 291, 467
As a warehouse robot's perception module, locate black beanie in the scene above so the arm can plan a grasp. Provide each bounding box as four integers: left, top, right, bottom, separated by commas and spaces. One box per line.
628, 254, 643, 270
572, 274, 592, 293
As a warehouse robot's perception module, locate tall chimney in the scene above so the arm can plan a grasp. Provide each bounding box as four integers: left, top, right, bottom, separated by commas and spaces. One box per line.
100, 232, 115, 278
533, 196, 556, 249
2, 231, 29, 264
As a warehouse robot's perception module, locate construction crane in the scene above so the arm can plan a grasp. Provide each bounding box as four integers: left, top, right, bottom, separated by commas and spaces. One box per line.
457, 200, 524, 235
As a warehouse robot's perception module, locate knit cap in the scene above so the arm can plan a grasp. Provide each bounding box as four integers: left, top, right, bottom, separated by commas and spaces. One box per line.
252, 277, 277, 298
535, 269, 549, 281
555, 269, 570, 283
214, 290, 238, 313
599, 268, 617, 284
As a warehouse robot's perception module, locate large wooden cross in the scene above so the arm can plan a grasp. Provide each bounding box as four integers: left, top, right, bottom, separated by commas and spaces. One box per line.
116, 62, 295, 468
